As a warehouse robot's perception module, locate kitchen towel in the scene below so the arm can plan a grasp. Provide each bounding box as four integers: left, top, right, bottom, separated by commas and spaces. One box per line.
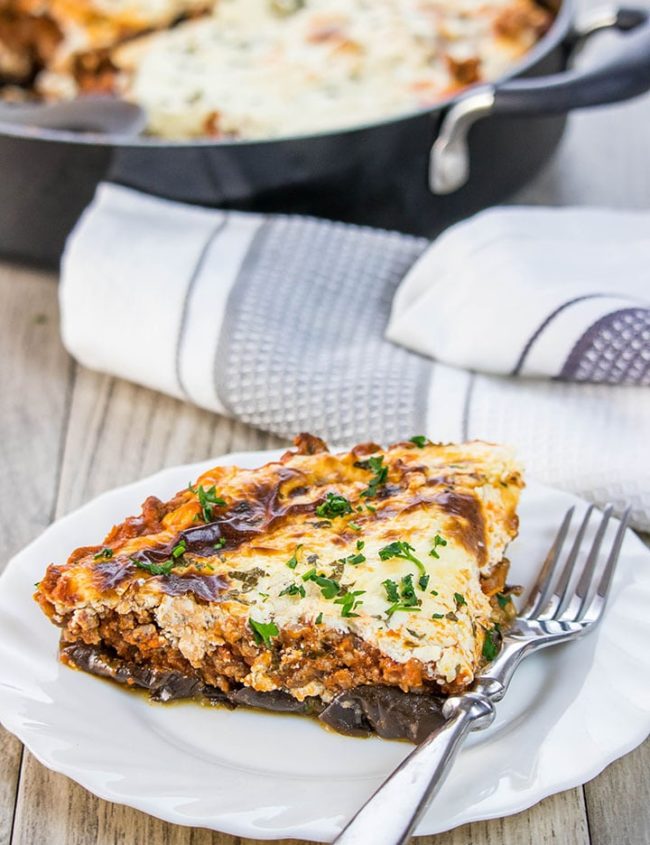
61, 184, 650, 528
387, 206, 650, 384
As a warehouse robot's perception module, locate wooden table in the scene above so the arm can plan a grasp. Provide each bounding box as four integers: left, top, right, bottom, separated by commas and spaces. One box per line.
2, 13, 650, 842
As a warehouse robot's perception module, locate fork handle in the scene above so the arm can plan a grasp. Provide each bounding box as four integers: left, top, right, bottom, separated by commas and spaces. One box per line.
333, 695, 495, 845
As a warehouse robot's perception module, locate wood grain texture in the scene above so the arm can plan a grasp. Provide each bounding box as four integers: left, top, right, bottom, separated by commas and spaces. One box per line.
584, 740, 650, 845
420, 789, 590, 845
0, 265, 72, 845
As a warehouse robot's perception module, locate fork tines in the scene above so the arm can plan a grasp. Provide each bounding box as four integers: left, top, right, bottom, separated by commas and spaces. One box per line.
521, 504, 631, 626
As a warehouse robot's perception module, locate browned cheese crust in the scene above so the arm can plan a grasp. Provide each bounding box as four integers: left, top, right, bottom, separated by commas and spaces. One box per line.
36, 434, 523, 705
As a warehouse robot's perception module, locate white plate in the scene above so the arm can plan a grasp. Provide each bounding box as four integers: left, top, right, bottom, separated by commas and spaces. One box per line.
0, 449, 649, 841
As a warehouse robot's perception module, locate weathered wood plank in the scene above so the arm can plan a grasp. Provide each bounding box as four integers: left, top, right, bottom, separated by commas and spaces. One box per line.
11, 362, 287, 845
417, 789, 589, 845
584, 740, 650, 845
0, 735, 22, 845
0, 264, 73, 845
55, 367, 285, 513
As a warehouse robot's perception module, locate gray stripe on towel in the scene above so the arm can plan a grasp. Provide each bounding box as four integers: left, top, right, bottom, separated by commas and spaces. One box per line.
461, 372, 476, 441
214, 215, 431, 445
175, 215, 228, 398
511, 294, 610, 377
558, 307, 650, 385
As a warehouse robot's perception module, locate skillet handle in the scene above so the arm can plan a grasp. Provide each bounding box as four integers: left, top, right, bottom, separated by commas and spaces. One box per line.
494, 6, 650, 115
430, 6, 650, 194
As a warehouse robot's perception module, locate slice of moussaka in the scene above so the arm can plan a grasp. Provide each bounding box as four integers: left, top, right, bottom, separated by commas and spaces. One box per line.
35, 434, 523, 742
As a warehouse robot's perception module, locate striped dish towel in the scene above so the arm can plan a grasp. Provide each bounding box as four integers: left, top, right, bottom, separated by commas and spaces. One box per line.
60, 184, 650, 529
386, 206, 650, 384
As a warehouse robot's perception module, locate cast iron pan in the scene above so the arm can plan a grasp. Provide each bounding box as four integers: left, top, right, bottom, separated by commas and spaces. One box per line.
0, 0, 648, 266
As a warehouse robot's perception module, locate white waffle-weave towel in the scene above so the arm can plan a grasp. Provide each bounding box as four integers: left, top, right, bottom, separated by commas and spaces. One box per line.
387, 206, 650, 384
60, 184, 650, 529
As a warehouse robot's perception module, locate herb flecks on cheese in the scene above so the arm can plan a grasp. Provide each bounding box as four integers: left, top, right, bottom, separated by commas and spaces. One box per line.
35, 435, 523, 702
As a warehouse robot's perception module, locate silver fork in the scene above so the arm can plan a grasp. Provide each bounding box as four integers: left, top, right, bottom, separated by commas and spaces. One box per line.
333, 504, 631, 845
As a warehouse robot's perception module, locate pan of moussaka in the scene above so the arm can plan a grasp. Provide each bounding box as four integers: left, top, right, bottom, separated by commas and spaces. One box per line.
0, 0, 649, 265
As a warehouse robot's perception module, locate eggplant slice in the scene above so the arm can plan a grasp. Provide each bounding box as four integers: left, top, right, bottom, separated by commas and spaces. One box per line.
61, 642, 445, 742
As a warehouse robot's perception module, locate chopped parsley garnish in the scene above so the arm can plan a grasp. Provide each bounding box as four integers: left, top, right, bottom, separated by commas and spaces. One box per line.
387, 603, 421, 619
249, 618, 279, 647
132, 558, 175, 576
93, 547, 113, 560
286, 544, 303, 570
259, 592, 270, 601
340, 552, 366, 566
356, 455, 388, 498
379, 540, 421, 567
430, 589, 439, 596
171, 539, 186, 559
378, 541, 429, 588
279, 583, 306, 599
213, 538, 226, 550
482, 624, 501, 662
399, 573, 419, 606
496, 592, 510, 609
315, 612, 323, 624
431, 613, 444, 620
356, 540, 365, 551
190, 484, 226, 522
385, 574, 422, 618
454, 592, 467, 608
409, 435, 428, 448
334, 590, 365, 618
365, 503, 377, 513
406, 628, 424, 639
348, 522, 362, 532
382, 579, 400, 602
315, 493, 353, 519
429, 534, 448, 559
302, 570, 341, 599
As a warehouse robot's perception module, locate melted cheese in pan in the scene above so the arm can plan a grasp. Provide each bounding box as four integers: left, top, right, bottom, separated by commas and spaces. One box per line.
31, 0, 552, 139
37, 437, 523, 697
3, 0, 212, 94
114, 0, 550, 138
18, 0, 212, 47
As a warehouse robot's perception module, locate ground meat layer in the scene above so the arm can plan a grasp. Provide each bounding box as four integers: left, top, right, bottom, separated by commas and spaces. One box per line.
60, 600, 449, 700
61, 640, 447, 742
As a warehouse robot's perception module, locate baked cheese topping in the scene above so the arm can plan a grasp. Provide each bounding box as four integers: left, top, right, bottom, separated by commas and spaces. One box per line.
36, 435, 523, 701
0, 0, 211, 93
113, 0, 551, 138
14, 0, 212, 50
18, 0, 553, 138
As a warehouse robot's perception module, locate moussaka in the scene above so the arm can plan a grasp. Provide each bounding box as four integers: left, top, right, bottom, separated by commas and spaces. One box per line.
35, 434, 523, 741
